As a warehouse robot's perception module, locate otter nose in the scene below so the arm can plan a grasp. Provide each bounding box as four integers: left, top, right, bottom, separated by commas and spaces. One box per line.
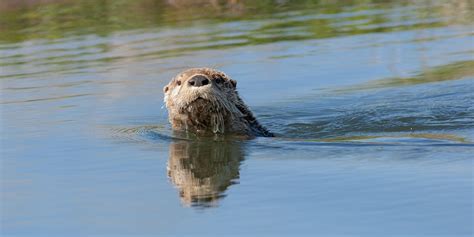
188, 75, 209, 87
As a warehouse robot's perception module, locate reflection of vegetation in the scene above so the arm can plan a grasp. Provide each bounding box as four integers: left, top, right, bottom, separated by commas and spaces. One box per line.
341, 60, 474, 91
0, 0, 472, 43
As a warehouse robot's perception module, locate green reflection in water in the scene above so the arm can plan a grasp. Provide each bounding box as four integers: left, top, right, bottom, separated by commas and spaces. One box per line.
1, 0, 472, 43
340, 60, 474, 91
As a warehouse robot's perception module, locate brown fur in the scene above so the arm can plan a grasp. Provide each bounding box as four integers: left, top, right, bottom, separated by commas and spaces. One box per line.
164, 68, 273, 137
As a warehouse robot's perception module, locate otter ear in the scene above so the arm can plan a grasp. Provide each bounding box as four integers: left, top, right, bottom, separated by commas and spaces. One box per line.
229, 79, 237, 89
163, 86, 169, 93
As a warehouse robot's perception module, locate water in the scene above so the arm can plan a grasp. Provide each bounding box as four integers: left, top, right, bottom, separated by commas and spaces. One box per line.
1, 0, 473, 236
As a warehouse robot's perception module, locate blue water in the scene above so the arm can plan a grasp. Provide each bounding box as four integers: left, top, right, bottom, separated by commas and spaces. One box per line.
1, 0, 473, 236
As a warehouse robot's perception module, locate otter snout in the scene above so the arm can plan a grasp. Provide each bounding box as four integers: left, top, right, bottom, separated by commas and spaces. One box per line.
188, 75, 209, 87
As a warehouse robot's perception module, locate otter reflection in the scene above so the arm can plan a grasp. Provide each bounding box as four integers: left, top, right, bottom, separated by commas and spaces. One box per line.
167, 139, 244, 207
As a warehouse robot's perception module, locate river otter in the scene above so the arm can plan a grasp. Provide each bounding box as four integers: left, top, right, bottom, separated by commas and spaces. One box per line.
163, 68, 273, 137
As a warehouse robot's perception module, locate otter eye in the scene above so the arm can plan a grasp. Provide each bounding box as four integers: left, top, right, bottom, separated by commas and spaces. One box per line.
177, 80, 181, 86
215, 78, 223, 84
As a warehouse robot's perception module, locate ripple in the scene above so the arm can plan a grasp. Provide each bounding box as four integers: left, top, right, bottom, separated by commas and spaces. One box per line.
0, 93, 96, 105
266, 75, 474, 140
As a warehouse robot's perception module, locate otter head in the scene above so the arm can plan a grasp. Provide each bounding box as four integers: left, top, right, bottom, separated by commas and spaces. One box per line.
163, 68, 243, 134
164, 68, 273, 137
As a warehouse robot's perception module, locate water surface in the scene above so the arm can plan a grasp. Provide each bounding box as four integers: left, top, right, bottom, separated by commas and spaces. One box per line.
1, 0, 473, 236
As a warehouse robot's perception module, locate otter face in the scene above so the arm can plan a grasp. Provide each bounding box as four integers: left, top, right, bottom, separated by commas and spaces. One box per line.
163, 68, 241, 134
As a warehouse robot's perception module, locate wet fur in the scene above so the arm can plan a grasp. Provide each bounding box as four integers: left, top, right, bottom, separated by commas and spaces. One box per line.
164, 68, 273, 137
